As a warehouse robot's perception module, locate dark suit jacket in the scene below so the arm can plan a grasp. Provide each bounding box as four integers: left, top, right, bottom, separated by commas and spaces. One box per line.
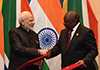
8, 26, 40, 70
51, 24, 98, 70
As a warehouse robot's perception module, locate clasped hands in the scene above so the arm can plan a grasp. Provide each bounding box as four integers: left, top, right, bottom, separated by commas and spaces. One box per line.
33, 49, 50, 67
39, 49, 50, 56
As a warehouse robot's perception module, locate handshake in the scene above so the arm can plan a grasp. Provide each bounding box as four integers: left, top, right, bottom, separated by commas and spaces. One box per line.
38, 49, 51, 56
33, 49, 51, 67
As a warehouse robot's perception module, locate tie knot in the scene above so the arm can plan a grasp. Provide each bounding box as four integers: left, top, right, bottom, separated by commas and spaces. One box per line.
71, 29, 73, 31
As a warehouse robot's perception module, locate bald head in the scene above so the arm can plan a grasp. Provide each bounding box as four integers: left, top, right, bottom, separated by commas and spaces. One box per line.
64, 11, 80, 23
63, 11, 80, 30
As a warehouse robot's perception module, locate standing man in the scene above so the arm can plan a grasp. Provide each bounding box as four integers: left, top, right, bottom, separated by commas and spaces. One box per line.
49, 11, 98, 70
8, 11, 48, 70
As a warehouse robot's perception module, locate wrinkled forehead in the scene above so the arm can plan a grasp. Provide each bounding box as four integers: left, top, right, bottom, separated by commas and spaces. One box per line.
25, 13, 34, 19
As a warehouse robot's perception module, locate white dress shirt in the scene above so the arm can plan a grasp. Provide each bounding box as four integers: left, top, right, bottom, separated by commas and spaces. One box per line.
70, 22, 80, 40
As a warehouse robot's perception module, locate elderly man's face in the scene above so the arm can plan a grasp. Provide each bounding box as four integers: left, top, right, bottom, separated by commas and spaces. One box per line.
22, 14, 35, 30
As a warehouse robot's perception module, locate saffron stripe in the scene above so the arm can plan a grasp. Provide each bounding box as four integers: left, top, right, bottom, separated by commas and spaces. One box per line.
87, 0, 98, 46
37, 0, 65, 35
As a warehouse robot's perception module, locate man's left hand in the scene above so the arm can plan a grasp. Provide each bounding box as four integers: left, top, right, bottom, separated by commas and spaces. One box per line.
76, 60, 85, 68
33, 60, 43, 67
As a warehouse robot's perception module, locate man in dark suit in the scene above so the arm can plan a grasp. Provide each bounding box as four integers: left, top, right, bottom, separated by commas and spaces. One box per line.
49, 11, 98, 70
8, 11, 48, 70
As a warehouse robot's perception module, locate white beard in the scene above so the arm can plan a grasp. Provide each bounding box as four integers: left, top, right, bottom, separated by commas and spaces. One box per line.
24, 22, 34, 31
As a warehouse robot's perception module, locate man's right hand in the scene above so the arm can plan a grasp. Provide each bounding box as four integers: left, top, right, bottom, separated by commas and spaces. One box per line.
39, 49, 50, 55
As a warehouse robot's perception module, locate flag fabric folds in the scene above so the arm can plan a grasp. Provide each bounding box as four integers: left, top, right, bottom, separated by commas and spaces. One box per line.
30, 0, 64, 69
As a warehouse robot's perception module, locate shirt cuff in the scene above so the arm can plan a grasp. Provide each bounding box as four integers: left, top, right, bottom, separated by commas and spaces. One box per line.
39, 65, 43, 69
38, 49, 40, 54
84, 64, 87, 68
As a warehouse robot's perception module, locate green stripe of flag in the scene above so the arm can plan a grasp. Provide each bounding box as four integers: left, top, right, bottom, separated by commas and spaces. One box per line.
93, 60, 98, 70
2, 0, 16, 59
67, 0, 84, 25
41, 60, 50, 70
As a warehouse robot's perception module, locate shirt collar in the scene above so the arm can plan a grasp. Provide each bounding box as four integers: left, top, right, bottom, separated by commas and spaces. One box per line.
73, 22, 80, 31
20, 26, 29, 32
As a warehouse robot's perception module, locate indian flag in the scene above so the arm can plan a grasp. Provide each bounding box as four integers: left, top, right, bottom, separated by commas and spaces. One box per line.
29, 0, 65, 70
17, 0, 65, 69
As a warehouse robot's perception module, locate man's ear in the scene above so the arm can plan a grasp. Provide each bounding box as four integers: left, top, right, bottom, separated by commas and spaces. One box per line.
21, 19, 24, 25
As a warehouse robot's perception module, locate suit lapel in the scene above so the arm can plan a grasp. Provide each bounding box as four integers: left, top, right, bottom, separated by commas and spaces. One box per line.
66, 24, 82, 53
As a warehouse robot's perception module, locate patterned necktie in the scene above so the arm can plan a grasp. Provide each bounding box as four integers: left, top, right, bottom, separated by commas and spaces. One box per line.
66, 30, 72, 51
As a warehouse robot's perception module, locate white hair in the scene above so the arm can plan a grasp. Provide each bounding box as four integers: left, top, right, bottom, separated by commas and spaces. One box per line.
18, 11, 32, 24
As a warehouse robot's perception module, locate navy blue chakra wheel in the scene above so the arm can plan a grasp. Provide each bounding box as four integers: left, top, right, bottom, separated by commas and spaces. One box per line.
38, 28, 58, 49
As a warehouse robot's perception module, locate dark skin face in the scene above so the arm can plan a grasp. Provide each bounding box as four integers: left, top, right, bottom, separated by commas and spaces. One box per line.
63, 11, 79, 30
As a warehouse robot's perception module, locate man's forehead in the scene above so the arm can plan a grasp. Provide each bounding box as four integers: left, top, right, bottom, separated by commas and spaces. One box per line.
25, 15, 34, 19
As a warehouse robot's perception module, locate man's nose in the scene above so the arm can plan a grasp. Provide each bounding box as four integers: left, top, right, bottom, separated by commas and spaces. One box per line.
63, 22, 68, 26
32, 21, 35, 24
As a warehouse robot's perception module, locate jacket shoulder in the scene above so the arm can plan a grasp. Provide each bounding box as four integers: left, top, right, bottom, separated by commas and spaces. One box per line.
80, 25, 92, 32
9, 27, 19, 33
